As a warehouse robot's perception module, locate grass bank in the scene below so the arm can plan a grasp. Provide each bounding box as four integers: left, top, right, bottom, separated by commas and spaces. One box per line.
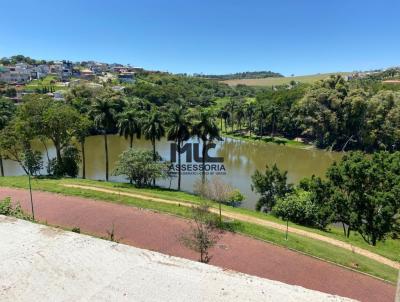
223, 132, 313, 149
0, 176, 398, 283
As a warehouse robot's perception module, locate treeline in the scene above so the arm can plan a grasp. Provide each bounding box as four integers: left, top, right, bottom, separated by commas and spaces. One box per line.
194, 70, 283, 80
219, 75, 400, 151
0, 86, 223, 192
0, 55, 50, 66
252, 151, 400, 246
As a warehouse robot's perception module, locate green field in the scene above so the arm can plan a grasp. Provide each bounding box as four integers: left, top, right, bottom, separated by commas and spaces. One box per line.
221, 72, 351, 87
24, 75, 67, 91
0, 176, 398, 282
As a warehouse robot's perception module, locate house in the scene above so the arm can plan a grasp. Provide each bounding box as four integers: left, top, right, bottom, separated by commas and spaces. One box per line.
0, 65, 31, 84
118, 72, 135, 83
80, 69, 95, 80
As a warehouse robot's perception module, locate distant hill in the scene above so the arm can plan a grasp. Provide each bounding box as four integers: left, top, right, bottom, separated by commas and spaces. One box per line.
221, 72, 351, 87
195, 71, 283, 80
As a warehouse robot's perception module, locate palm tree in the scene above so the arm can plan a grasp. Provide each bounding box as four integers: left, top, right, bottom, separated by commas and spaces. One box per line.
266, 100, 279, 138
90, 97, 117, 181
236, 104, 245, 131
225, 98, 237, 133
0, 98, 16, 176
166, 106, 191, 191
74, 115, 92, 179
246, 103, 255, 137
192, 110, 221, 183
142, 109, 165, 186
256, 103, 267, 138
117, 109, 141, 148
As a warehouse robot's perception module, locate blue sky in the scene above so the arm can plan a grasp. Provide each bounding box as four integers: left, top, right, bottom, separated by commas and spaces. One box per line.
1, 0, 399, 75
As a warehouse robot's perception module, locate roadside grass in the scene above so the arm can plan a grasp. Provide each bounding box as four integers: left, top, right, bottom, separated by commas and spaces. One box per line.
221, 72, 351, 87
1, 176, 399, 263
0, 176, 398, 282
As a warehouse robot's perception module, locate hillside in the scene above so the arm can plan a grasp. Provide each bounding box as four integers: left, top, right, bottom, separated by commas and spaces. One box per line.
195, 70, 283, 80
221, 72, 351, 87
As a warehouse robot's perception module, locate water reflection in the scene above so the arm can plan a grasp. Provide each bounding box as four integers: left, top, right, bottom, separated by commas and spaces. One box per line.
3, 135, 342, 209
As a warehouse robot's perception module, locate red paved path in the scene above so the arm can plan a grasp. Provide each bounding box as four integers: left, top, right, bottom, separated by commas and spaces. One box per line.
0, 188, 396, 302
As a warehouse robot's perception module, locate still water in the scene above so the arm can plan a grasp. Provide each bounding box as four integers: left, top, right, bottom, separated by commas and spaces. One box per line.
3, 135, 342, 209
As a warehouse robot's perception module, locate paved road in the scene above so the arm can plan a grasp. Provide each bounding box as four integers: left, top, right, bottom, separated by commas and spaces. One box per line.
63, 183, 400, 270
0, 188, 396, 302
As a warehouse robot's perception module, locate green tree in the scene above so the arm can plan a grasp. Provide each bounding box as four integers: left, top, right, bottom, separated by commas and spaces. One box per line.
327, 151, 400, 245
166, 106, 191, 191
41, 103, 81, 164
74, 115, 93, 179
113, 149, 169, 187
246, 103, 255, 137
0, 123, 34, 175
191, 109, 221, 183
251, 164, 292, 212
90, 96, 118, 181
142, 109, 165, 161
117, 108, 142, 148
0, 97, 16, 176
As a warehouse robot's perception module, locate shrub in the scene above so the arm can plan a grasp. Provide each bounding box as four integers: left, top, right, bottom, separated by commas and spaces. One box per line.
0, 197, 28, 219
113, 149, 169, 187
273, 189, 331, 229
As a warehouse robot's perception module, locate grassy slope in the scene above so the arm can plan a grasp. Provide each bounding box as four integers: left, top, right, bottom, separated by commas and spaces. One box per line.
221, 72, 351, 87
0, 176, 398, 282
24, 75, 67, 91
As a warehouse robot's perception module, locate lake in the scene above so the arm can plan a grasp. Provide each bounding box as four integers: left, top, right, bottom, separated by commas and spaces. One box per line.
3, 135, 342, 209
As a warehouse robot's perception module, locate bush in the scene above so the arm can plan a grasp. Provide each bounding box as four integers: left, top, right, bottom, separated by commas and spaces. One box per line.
113, 149, 169, 187
273, 189, 331, 229
0, 197, 28, 219
47, 145, 81, 177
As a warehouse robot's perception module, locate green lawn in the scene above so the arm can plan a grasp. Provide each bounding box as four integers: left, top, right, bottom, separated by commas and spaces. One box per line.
24, 75, 67, 91
221, 72, 351, 87
222, 132, 312, 149
0, 176, 398, 282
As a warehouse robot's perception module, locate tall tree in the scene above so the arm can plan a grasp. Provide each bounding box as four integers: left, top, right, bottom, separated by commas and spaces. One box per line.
251, 164, 293, 212
74, 116, 93, 179
90, 97, 117, 181
226, 98, 236, 133
142, 109, 165, 186
0, 97, 16, 176
327, 151, 400, 245
117, 109, 142, 148
166, 106, 191, 191
246, 103, 255, 137
191, 110, 221, 183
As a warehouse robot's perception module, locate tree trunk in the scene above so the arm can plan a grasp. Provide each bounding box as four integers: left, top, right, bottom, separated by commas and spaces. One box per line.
104, 134, 109, 181
219, 201, 222, 224
0, 156, 4, 177
271, 116, 275, 138
347, 226, 351, 238
342, 222, 347, 237
130, 135, 133, 148
220, 118, 223, 132
177, 139, 181, 191
55, 145, 62, 164
152, 139, 156, 187
202, 139, 207, 184
81, 140, 86, 179
249, 117, 252, 137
